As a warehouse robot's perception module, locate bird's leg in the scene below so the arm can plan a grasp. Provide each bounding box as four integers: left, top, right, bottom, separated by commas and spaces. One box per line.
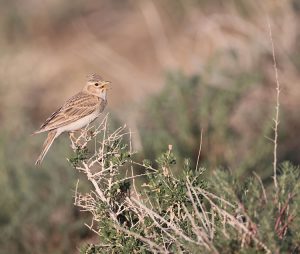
88, 129, 95, 138
84, 128, 94, 142
70, 130, 87, 149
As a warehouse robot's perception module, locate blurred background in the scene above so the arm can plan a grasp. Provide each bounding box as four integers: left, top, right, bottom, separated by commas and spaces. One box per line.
0, 0, 300, 253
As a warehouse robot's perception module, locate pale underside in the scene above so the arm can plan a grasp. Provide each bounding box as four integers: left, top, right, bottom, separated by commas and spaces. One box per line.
56, 111, 100, 135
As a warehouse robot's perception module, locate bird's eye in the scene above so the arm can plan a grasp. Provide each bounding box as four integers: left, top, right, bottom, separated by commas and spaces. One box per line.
94, 83, 99, 86
100, 85, 104, 89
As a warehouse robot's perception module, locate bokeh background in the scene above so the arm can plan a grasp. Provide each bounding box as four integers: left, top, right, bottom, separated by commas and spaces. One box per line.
1, 0, 300, 253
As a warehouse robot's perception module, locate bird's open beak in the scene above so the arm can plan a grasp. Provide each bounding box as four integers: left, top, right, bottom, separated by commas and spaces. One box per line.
103, 81, 112, 90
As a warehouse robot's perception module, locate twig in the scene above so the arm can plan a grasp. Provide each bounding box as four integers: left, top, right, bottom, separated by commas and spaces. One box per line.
267, 17, 280, 190
131, 197, 199, 245
253, 172, 267, 203
113, 223, 167, 253
195, 128, 203, 171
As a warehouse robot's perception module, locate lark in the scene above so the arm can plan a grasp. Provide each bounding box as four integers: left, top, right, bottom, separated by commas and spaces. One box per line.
33, 74, 110, 165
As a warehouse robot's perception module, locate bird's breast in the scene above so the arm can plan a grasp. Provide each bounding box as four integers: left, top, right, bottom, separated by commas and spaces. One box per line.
99, 99, 107, 111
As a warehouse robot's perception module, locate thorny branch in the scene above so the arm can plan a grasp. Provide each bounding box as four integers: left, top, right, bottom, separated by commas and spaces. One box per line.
71, 117, 271, 253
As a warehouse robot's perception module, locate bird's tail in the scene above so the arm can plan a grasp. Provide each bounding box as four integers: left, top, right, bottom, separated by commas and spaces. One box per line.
35, 130, 58, 166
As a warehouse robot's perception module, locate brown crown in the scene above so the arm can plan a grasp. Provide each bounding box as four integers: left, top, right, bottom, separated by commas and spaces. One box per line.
87, 73, 103, 82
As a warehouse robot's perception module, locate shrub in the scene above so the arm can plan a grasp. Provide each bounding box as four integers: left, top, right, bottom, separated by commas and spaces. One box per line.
71, 118, 300, 253
0, 128, 90, 254
138, 71, 275, 178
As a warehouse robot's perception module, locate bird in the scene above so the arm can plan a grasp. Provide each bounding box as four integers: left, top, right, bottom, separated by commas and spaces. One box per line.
33, 74, 110, 166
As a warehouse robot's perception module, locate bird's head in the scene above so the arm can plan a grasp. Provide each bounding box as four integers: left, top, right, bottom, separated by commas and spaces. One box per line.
84, 73, 111, 100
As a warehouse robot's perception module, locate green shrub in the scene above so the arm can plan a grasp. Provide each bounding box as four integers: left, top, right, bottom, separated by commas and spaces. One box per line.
138, 71, 274, 178
0, 129, 90, 254
72, 120, 300, 253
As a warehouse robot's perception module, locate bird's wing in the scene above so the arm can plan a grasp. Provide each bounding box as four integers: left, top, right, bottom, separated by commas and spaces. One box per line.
34, 92, 100, 133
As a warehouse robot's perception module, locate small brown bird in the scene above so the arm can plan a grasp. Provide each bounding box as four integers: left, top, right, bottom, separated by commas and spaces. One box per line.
33, 74, 110, 165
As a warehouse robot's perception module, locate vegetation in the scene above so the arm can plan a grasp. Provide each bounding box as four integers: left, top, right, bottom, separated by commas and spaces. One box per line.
0, 130, 91, 254
138, 71, 271, 177
0, 1, 299, 253
71, 118, 300, 254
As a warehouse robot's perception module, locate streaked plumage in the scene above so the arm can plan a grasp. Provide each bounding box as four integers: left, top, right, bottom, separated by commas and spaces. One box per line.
33, 74, 110, 165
